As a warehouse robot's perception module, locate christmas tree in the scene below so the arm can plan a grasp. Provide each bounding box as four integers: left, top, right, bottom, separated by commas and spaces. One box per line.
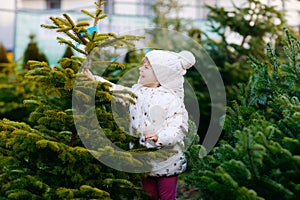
0, 1, 160, 199
0, 43, 10, 64
61, 45, 74, 59
0, 42, 36, 124
22, 34, 49, 70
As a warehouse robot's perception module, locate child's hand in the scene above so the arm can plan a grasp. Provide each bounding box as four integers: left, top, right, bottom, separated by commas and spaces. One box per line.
82, 69, 95, 80
143, 130, 158, 142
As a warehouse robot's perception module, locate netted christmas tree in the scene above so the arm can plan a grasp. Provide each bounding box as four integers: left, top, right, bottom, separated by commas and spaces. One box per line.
184, 28, 300, 200
61, 45, 74, 59
0, 42, 37, 124
22, 34, 49, 70
0, 1, 165, 199
0, 43, 10, 65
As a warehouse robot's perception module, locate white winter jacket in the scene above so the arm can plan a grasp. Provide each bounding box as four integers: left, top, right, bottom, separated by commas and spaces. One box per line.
93, 75, 188, 177
129, 84, 188, 177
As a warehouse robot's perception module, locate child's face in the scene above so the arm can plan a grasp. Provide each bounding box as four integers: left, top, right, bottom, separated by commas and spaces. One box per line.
138, 58, 160, 88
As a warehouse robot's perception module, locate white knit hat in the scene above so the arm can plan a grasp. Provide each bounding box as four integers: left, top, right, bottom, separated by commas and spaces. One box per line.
145, 50, 196, 99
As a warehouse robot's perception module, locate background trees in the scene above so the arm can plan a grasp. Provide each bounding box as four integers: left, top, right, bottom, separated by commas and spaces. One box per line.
203, 0, 292, 100
181, 1, 300, 199
184, 28, 300, 200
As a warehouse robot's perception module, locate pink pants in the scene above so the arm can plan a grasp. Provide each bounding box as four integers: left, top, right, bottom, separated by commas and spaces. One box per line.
142, 175, 178, 200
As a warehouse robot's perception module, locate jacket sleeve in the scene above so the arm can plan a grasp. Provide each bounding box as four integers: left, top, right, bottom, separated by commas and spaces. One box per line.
93, 74, 136, 105
93, 75, 130, 91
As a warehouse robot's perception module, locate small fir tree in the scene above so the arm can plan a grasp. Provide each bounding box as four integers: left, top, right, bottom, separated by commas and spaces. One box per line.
61, 45, 74, 59
0, 43, 10, 64
0, 1, 156, 199
0, 43, 37, 124
0, 43, 15, 76
22, 34, 49, 70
